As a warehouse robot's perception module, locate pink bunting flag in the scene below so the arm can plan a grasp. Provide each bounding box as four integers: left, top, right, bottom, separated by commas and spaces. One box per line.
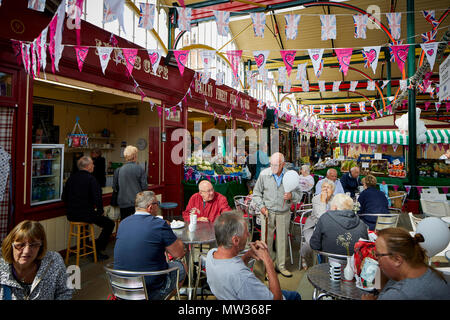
48, 15, 58, 74
417, 186, 423, 194
362, 46, 381, 74
173, 50, 189, 76
280, 50, 297, 77
226, 50, 242, 80
405, 185, 411, 195
122, 48, 138, 76
335, 48, 353, 76
393, 185, 399, 191
390, 44, 409, 72
74, 46, 89, 72
446, 102, 450, 113
435, 102, 441, 112
442, 187, 448, 194
424, 101, 431, 111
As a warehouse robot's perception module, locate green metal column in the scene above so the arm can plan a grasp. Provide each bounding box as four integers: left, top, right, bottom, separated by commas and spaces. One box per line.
407, 0, 418, 199
385, 48, 392, 98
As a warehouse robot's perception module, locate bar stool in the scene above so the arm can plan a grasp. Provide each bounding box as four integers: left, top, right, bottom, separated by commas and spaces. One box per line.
159, 202, 178, 220
65, 222, 97, 266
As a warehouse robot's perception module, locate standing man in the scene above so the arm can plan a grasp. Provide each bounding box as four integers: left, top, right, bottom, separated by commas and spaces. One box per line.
314, 168, 345, 196
340, 166, 361, 198
251, 152, 302, 277
63, 156, 114, 260
114, 191, 186, 300
114, 145, 148, 220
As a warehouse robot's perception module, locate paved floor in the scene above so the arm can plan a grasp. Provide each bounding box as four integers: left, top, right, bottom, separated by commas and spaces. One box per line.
70, 211, 441, 300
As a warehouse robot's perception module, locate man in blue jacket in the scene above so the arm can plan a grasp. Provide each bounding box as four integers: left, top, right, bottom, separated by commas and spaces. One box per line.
340, 166, 361, 198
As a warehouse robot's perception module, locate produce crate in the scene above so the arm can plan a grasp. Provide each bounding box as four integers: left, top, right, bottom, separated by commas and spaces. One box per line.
369, 159, 389, 177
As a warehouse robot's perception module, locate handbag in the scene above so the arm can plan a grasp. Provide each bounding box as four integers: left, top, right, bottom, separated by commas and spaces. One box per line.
110, 167, 120, 207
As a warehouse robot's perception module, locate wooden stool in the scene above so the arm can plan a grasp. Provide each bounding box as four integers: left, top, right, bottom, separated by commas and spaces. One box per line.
65, 222, 97, 266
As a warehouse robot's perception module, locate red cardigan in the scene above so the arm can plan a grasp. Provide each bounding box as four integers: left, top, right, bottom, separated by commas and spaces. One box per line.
182, 192, 232, 223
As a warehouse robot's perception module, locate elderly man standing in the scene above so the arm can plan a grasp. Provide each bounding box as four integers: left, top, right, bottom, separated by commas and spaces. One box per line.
314, 168, 345, 196
251, 152, 302, 277
62, 156, 114, 260
114, 191, 186, 300
340, 166, 361, 198
182, 180, 231, 223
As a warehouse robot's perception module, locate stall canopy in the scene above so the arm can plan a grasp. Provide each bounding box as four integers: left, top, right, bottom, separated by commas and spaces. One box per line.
338, 129, 450, 145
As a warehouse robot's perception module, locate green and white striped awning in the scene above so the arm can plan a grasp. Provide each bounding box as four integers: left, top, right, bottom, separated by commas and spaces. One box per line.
338, 130, 409, 145
338, 129, 450, 145
425, 129, 450, 144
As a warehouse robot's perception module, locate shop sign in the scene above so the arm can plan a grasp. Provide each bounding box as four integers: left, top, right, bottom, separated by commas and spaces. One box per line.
94, 38, 169, 81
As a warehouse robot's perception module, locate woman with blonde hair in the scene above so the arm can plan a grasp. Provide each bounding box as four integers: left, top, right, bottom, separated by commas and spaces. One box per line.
357, 175, 389, 230
363, 228, 449, 300
0, 220, 73, 300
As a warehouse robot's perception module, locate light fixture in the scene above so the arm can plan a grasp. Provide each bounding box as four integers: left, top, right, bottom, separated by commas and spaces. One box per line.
35, 78, 94, 92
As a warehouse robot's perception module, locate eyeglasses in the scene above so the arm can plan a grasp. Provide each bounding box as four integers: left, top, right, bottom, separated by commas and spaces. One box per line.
374, 252, 392, 259
12, 242, 42, 251
151, 201, 160, 206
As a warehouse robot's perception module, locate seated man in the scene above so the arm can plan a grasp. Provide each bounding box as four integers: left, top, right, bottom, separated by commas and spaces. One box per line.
182, 180, 231, 223
113, 191, 186, 300
206, 210, 301, 300
310, 193, 368, 256
62, 156, 114, 260
314, 168, 345, 196
340, 166, 361, 198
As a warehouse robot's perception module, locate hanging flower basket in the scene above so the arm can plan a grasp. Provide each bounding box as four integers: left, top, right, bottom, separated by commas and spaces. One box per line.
67, 117, 88, 148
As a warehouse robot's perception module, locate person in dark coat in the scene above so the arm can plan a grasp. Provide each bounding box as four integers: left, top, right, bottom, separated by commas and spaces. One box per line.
357, 175, 390, 231
340, 166, 361, 198
310, 193, 368, 256
91, 148, 106, 187
62, 156, 114, 260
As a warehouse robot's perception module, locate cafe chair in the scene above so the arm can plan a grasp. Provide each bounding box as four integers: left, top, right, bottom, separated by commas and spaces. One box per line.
420, 199, 450, 218
291, 203, 313, 269
359, 213, 400, 230
388, 192, 407, 213
408, 212, 422, 232
65, 222, 97, 266
234, 195, 255, 240
104, 262, 181, 300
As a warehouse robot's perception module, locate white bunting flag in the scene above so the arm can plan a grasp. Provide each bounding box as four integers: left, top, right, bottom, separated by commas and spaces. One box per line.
308, 49, 324, 78
367, 80, 375, 91
103, 0, 126, 34
296, 62, 307, 81
420, 42, 439, 70
332, 81, 341, 92
97, 46, 114, 74
349, 80, 358, 92
147, 49, 163, 74
253, 50, 270, 75
200, 49, 215, 75
362, 46, 381, 74
53, 0, 66, 72
399, 80, 407, 91
216, 71, 224, 86
278, 66, 287, 84
302, 80, 309, 92
318, 80, 326, 92
283, 79, 291, 92
381, 80, 390, 89
39, 27, 48, 75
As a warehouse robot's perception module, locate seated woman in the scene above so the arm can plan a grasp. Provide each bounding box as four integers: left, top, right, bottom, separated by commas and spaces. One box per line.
0, 220, 73, 300
362, 228, 450, 300
300, 179, 335, 269
298, 165, 315, 194
357, 175, 389, 231
310, 193, 369, 256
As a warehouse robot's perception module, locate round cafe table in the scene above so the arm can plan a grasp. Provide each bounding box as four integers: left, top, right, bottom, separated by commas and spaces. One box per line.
306, 263, 368, 300
172, 221, 216, 299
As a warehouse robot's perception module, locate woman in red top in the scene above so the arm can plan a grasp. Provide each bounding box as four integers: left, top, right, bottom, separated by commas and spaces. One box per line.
182, 180, 232, 223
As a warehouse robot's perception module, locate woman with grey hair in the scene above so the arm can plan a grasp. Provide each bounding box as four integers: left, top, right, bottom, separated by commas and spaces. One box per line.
299, 179, 335, 269
298, 165, 314, 193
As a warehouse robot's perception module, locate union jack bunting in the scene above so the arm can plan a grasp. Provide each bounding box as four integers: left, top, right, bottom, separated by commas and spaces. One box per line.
177, 7, 192, 32
320, 105, 326, 114
28, 0, 45, 12
421, 30, 437, 43
320, 15, 336, 41
318, 81, 326, 92
138, 3, 155, 30
386, 12, 402, 40
302, 80, 309, 92
331, 104, 338, 114
250, 12, 266, 37
296, 63, 307, 81
366, 80, 375, 91
349, 80, 358, 92
345, 103, 352, 113
285, 14, 301, 40
103, 0, 126, 33
422, 10, 439, 28
359, 101, 366, 112
214, 10, 230, 36
283, 79, 291, 92
353, 14, 368, 39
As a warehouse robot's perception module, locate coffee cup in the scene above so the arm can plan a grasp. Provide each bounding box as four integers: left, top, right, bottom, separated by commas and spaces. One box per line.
190, 213, 197, 225
189, 223, 197, 232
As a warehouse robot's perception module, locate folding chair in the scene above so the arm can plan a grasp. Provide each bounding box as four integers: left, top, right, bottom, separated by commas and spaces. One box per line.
359, 213, 400, 230
388, 192, 407, 213
234, 195, 255, 240
291, 203, 313, 269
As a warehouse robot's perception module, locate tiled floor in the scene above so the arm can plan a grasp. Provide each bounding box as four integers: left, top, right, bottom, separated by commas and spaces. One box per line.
70, 212, 444, 300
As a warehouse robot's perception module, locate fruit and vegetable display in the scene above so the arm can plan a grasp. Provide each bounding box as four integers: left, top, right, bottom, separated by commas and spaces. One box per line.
388, 162, 406, 178
418, 159, 450, 178
370, 160, 389, 176
341, 160, 358, 172
184, 156, 242, 178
